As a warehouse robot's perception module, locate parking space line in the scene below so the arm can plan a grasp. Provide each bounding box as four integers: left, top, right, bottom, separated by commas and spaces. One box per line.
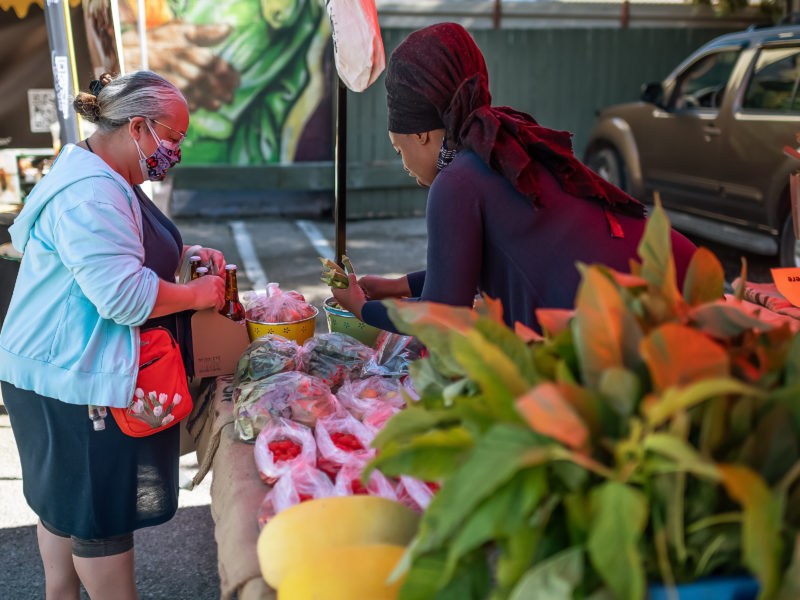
296, 220, 335, 262
228, 221, 269, 291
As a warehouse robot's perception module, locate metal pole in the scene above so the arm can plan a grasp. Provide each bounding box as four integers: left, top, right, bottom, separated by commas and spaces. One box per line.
334, 77, 347, 267
43, 0, 81, 147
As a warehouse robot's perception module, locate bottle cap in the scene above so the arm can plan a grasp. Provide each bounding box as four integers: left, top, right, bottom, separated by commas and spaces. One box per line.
196, 267, 209, 276
225, 264, 237, 270
190, 255, 201, 262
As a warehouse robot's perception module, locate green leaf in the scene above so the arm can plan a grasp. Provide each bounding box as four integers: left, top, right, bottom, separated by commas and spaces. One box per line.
689, 301, 775, 339
785, 334, 800, 387
508, 547, 585, 600
367, 426, 473, 481
587, 481, 648, 600
637, 199, 683, 310
643, 378, 765, 427
718, 464, 783, 599
474, 318, 541, 385
777, 534, 800, 600
411, 425, 546, 557
572, 266, 644, 389
598, 367, 641, 418
640, 323, 729, 392
372, 405, 462, 449
444, 469, 547, 582
515, 382, 589, 449
642, 433, 720, 481
397, 549, 492, 600
682, 246, 725, 306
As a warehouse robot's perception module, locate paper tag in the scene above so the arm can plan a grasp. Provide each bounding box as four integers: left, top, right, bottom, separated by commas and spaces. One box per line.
771, 268, 800, 307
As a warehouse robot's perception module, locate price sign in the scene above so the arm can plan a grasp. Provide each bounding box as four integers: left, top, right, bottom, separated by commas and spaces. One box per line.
771, 268, 800, 307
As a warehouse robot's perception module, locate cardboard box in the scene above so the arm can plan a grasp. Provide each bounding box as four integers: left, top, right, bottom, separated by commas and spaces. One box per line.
191, 309, 250, 378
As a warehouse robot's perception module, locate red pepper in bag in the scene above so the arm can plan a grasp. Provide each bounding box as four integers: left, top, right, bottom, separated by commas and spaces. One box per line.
315, 413, 375, 479
254, 418, 317, 485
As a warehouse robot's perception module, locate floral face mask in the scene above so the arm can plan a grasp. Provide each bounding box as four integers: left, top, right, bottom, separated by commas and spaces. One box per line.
131, 117, 183, 181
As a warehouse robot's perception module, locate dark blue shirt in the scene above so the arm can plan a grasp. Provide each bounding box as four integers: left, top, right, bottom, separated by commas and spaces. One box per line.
362, 151, 696, 333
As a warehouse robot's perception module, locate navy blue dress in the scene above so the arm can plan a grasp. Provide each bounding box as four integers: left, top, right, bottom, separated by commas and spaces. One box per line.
362, 152, 698, 333
1, 186, 187, 539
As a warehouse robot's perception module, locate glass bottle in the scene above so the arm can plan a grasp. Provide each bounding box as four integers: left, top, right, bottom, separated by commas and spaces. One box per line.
189, 255, 202, 280
220, 264, 245, 322
195, 266, 209, 278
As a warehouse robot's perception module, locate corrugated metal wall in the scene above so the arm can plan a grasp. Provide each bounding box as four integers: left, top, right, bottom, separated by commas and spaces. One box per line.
344, 26, 742, 218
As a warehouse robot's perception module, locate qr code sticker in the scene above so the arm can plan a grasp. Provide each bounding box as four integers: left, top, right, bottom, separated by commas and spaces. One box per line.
27, 89, 57, 133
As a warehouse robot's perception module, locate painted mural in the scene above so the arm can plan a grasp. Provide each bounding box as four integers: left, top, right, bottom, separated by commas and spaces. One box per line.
83, 0, 333, 165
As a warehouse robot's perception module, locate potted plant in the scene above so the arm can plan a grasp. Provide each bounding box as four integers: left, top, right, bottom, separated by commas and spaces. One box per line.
366, 203, 800, 600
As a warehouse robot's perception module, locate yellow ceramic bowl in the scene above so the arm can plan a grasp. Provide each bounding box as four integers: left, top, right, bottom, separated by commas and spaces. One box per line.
246, 306, 318, 344
322, 297, 382, 347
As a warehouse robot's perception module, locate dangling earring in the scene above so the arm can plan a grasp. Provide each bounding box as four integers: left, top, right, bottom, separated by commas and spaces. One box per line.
436, 136, 457, 172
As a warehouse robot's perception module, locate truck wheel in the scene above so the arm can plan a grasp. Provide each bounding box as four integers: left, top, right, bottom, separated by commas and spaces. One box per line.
586, 145, 628, 193
779, 213, 800, 268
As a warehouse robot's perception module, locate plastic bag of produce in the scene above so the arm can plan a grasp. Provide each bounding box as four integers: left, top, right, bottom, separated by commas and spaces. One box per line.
234, 372, 339, 441
257, 463, 335, 529
325, 0, 385, 92
244, 283, 315, 323
337, 376, 406, 420
396, 475, 438, 513
361, 331, 425, 378
315, 411, 375, 479
333, 453, 397, 500
254, 418, 317, 485
233, 335, 302, 391
302, 332, 373, 388
363, 403, 403, 435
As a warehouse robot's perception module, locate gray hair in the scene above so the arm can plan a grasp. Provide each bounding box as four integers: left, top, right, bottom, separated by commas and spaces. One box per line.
73, 71, 185, 132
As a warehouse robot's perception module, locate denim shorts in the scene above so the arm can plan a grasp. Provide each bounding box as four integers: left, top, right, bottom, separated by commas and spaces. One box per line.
40, 519, 134, 558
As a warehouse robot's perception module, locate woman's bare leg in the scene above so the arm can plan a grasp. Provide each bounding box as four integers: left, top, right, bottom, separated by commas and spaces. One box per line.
37, 520, 80, 600
73, 549, 138, 600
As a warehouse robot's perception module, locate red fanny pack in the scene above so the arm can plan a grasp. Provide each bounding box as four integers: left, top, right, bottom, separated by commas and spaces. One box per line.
110, 327, 192, 437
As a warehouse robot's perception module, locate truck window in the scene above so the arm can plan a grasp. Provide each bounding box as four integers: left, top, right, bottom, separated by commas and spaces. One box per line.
671, 50, 740, 110
743, 46, 800, 112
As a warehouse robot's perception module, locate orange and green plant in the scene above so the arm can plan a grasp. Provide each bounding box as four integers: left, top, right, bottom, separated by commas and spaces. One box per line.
367, 202, 800, 600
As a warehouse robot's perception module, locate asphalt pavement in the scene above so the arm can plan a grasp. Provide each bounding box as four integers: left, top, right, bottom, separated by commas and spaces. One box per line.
0, 205, 779, 599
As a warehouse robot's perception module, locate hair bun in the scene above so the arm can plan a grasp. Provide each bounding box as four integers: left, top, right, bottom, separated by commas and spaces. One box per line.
73, 92, 102, 123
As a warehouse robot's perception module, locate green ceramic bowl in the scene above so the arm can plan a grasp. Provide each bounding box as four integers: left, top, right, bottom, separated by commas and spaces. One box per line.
322, 296, 382, 347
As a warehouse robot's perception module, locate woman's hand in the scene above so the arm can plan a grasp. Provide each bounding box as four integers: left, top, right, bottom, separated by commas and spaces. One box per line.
358, 275, 411, 300
187, 275, 225, 312
190, 247, 226, 276
332, 273, 367, 320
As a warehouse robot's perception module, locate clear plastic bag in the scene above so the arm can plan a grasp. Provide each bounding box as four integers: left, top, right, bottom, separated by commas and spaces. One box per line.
233, 335, 302, 391
244, 283, 316, 323
333, 453, 398, 500
337, 376, 406, 421
360, 331, 425, 378
325, 0, 385, 92
256, 463, 335, 529
362, 403, 403, 435
253, 418, 317, 485
315, 412, 375, 479
396, 475, 438, 513
234, 372, 339, 441
302, 332, 374, 388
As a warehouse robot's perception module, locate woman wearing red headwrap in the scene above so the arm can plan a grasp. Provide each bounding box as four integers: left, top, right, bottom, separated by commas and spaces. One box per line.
331, 23, 697, 333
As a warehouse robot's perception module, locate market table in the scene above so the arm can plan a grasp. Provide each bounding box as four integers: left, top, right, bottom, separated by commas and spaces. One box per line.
184, 375, 276, 600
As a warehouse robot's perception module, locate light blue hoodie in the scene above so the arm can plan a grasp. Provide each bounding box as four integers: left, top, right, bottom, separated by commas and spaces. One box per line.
0, 144, 160, 408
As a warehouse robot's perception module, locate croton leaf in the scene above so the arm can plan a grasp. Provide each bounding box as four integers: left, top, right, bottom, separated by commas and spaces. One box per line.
640, 323, 729, 391
410, 425, 546, 557
682, 246, 725, 306
508, 547, 584, 600
598, 367, 641, 418
717, 464, 783, 599
572, 265, 643, 390
636, 200, 684, 312
689, 301, 774, 339
367, 426, 473, 481
397, 548, 492, 600
587, 481, 649, 600
516, 382, 590, 449
536, 308, 574, 337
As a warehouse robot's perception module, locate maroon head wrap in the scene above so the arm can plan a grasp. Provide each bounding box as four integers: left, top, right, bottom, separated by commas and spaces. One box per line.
385, 23, 644, 219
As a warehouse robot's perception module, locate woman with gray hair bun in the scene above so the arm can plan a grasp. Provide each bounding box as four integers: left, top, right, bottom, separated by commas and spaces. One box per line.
0, 70, 225, 599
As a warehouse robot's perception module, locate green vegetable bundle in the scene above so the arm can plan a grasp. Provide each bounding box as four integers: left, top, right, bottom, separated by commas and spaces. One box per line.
368, 202, 800, 600
320, 256, 355, 289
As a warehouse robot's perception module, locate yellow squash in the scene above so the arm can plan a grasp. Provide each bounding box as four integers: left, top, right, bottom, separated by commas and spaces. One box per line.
278, 544, 406, 600
257, 496, 419, 588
